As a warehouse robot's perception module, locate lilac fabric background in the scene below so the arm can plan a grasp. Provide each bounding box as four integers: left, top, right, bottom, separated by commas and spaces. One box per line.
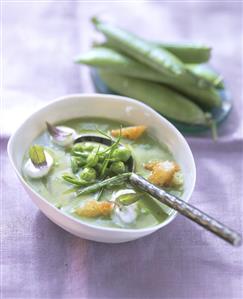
1, 2, 243, 299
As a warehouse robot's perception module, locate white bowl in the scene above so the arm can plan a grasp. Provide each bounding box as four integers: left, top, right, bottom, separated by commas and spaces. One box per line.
8, 94, 196, 243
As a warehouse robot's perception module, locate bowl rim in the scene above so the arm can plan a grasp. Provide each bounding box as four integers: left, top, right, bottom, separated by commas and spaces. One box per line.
7, 93, 196, 234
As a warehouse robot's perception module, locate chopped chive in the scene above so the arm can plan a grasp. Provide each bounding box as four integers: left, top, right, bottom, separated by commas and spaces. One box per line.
100, 129, 122, 177
96, 127, 112, 140
96, 187, 105, 201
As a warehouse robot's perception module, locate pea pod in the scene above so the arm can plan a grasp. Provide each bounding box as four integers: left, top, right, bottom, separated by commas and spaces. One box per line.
153, 42, 211, 64
75, 46, 164, 81
71, 157, 79, 173
94, 40, 211, 64
98, 70, 207, 125
76, 47, 221, 108
92, 17, 211, 89
186, 64, 224, 89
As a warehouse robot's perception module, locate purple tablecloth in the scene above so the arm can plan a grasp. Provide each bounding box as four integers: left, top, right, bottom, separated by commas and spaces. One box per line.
1, 2, 243, 299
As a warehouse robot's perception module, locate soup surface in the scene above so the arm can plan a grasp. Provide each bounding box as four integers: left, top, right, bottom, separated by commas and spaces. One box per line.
22, 118, 183, 229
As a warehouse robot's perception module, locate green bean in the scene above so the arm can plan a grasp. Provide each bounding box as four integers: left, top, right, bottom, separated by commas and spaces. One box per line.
186, 64, 224, 89
153, 42, 211, 64
76, 173, 132, 197
98, 70, 208, 125
76, 47, 221, 108
92, 17, 210, 89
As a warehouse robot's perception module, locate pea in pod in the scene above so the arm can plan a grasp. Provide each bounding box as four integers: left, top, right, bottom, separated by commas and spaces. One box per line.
186, 64, 224, 89
76, 47, 221, 108
92, 17, 211, 89
75, 46, 163, 81
98, 69, 207, 125
153, 42, 211, 64
95, 40, 211, 64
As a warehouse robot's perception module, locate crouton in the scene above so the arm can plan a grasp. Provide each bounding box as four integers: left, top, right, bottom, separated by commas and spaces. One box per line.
148, 160, 180, 187
111, 125, 146, 140
144, 161, 159, 171
75, 200, 114, 218
171, 172, 184, 187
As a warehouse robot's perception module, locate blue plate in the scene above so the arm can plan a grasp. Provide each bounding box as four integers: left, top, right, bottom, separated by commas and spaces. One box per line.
91, 69, 232, 134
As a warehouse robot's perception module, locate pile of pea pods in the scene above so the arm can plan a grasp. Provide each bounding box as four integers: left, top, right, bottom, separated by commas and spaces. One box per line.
75, 17, 225, 133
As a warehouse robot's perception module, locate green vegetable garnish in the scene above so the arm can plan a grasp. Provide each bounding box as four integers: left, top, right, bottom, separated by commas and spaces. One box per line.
117, 192, 141, 206
99, 128, 122, 177
62, 174, 91, 186
112, 147, 131, 162
71, 143, 84, 153
71, 157, 79, 173
110, 161, 126, 174
76, 172, 131, 197
86, 151, 99, 167
80, 167, 97, 182
64, 128, 131, 193
29, 145, 47, 167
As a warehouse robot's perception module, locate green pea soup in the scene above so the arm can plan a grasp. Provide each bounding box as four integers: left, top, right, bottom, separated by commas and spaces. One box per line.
22, 118, 183, 229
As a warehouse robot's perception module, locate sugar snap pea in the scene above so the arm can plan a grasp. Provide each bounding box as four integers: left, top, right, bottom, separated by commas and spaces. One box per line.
75, 46, 163, 81
186, 64, 224, 89
76, 47, 221, 108
153, 42, 211, 64
92, 17, 211, 89
93, 40, 211, 64
98, 70, 207, 125
90, 43, 222, 96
